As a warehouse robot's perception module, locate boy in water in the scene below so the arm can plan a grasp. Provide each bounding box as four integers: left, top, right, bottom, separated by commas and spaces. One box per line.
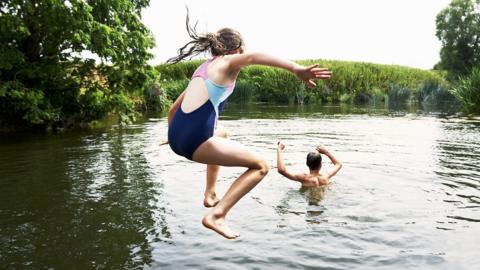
276, 141, 342, 187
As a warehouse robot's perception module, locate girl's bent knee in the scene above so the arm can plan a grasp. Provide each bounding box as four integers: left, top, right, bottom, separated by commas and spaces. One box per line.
248, 157, 269, 173
256, 160, 270, 176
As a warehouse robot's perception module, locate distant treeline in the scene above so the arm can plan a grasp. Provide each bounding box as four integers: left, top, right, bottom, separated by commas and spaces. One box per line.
157, 59, 457, 110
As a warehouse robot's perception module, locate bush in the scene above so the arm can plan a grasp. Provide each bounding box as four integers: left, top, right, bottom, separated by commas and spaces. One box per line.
0, 81, 59, 127
162, 79, 189, 101
78, 87, 110, 122
143, 81, 171, 112
156, 61, 202, 81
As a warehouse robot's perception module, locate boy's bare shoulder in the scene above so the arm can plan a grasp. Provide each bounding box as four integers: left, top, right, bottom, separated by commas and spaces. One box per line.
315, 175, 330, 186
300, 174, 321, 187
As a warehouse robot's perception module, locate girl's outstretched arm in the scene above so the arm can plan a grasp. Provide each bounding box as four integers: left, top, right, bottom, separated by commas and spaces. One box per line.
226, 52, 332, 88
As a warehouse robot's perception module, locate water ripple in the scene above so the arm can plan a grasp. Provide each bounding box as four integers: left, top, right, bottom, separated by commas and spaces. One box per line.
1, 108, 480, 269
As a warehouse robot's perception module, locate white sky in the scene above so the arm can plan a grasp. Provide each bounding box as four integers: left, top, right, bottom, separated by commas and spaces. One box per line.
142, 0, 452, 69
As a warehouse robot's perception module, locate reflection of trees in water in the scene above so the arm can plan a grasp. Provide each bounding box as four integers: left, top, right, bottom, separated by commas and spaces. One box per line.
0, 129, 170, 268
434, 120, 480, 224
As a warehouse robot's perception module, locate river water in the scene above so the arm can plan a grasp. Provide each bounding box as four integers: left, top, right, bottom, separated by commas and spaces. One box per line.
0, 104, 479, 269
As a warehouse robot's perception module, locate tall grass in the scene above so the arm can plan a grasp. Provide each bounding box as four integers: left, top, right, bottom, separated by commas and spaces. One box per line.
416, 78, 460, 112
451, 67, 480, 114
156, 59, 451, 108
157, 60, 202, 81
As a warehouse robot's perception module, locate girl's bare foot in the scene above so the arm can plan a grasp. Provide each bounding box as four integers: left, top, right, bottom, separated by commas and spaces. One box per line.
203, 193, 220, 208
202, 213, 240, 239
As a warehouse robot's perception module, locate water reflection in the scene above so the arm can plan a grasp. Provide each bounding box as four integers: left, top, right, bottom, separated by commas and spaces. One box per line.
301, 185, 329, 206
0, 127, 170, 268
434, 119, 480, 225
274, 185, 330, 227
222, 103, 393, 120
221, 102, 458, 121
2, 104, 480, 269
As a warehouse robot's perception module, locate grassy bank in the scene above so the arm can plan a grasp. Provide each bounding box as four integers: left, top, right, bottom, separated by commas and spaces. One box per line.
157, 59, 457, 111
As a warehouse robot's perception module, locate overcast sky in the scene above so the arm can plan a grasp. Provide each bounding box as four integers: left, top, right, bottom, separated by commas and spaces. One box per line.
142, 0, 452, 69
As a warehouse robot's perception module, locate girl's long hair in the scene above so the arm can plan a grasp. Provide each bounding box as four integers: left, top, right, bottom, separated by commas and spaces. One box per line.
167, 9, 243, 64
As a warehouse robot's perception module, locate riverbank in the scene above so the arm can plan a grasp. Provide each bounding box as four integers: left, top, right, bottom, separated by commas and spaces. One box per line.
157, 59, 458, 111
0, 59, 465, 133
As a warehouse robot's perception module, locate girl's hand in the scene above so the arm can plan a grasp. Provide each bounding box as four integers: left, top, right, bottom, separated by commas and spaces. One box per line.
294, 64, 332, 88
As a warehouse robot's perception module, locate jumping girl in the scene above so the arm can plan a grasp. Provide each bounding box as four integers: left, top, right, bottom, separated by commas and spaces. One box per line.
166, 15, 332, 239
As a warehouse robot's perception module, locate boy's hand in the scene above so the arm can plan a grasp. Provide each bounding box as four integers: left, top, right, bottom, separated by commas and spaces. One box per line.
277, 141, 285, 151
293, 64, 332, 88
316, 145, 328, 154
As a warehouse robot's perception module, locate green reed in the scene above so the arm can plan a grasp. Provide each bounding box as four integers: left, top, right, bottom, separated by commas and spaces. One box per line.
451, 67, 480, 114
156, 59, 451, 108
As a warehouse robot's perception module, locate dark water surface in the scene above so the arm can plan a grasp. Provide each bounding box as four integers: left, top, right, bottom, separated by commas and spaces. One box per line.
1, 104, 479, 269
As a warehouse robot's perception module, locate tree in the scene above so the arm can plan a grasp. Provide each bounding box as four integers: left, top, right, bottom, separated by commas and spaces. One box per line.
435, 0, 480, 76
0, 0, 157, 129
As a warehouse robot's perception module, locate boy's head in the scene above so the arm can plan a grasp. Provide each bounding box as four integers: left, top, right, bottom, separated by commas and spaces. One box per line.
306, 151, 322, 170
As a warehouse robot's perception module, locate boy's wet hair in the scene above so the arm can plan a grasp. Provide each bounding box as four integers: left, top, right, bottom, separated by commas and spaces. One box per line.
306, 152, 322, 170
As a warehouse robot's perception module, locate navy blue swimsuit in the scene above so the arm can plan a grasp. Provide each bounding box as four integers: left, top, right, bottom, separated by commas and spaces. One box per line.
168, 58, 236, 160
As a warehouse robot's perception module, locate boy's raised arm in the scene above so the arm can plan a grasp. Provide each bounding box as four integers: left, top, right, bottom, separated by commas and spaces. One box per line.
316, 145, 342, 180
277, 142, 306, 182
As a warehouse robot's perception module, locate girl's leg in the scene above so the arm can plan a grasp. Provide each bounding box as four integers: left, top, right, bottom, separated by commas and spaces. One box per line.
204, 165, 220, 207
192, 136, 269, 239
204, 126, 229, 207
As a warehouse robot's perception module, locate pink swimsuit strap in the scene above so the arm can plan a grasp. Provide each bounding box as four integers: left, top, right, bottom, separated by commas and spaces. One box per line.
191, 58, 214, 80
191, 57, 235, 88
